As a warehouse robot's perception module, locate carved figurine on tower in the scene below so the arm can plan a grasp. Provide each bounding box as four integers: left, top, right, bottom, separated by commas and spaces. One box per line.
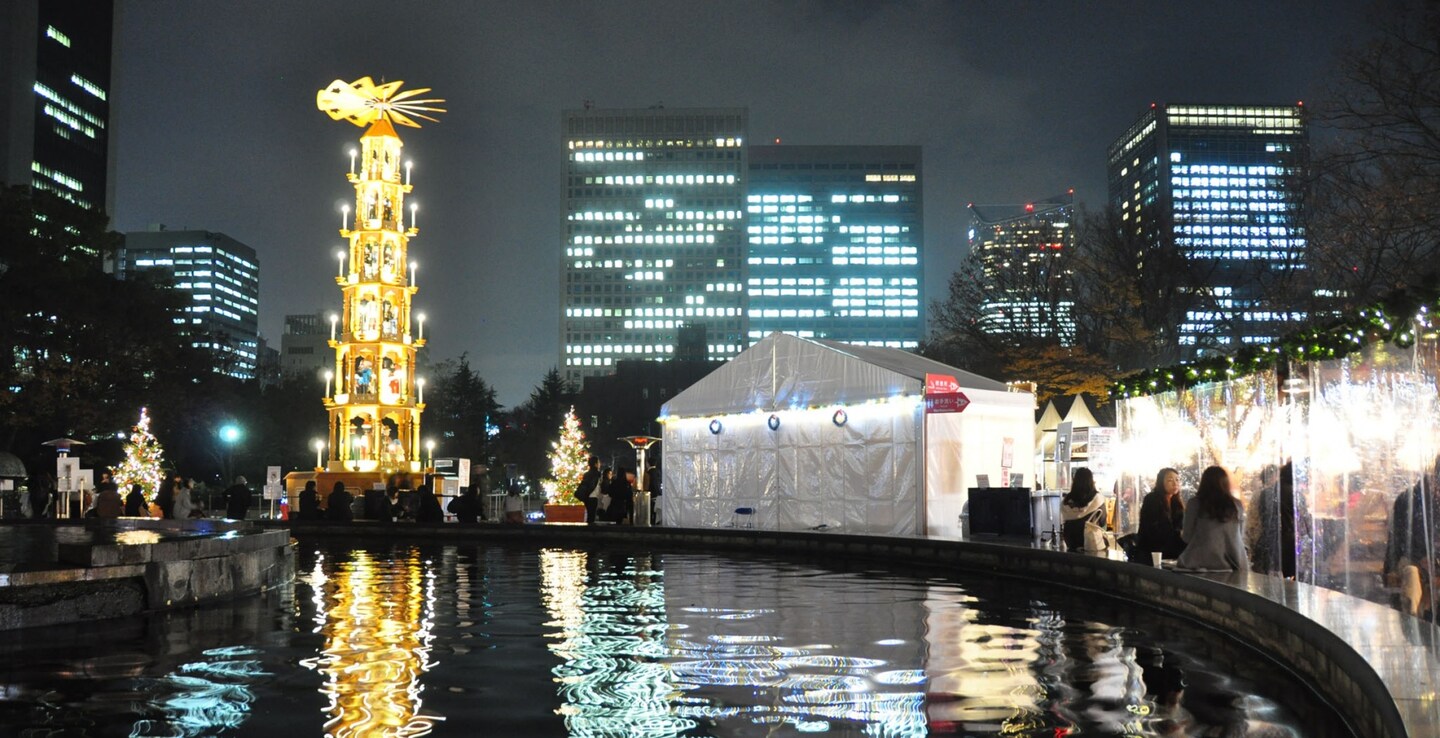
313, 76, 445, 481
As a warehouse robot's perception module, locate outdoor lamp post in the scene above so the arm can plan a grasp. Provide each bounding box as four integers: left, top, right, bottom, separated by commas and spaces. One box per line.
218, 424, 242, 485
619, 436, 661, 527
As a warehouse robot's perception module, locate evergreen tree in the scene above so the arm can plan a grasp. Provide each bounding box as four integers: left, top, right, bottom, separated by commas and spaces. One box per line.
113, 407, 165, 498
542, 407, 589, 505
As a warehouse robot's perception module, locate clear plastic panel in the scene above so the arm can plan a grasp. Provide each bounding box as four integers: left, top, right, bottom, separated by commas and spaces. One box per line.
1115, 373, 1282, 537
1298, 338, 1440, 613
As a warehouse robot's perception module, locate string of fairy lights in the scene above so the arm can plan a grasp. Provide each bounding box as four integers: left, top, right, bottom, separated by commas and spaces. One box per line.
1113, 283, 1440, 399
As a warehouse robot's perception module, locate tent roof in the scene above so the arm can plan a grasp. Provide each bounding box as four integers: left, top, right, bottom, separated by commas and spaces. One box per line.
812, 339, 1009, 392
661, 332, 1012, 418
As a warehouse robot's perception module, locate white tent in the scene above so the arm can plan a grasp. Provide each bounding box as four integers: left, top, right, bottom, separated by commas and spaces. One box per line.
659, 333, 1035, 536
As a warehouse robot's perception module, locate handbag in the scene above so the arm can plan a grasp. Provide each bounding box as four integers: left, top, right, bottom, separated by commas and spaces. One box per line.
597, 492, 612, 512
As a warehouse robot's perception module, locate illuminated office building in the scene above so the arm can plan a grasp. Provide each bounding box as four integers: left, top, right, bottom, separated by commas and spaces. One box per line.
968, 194, 1075, 344
561, 107, 748, 386
120, 228, 261, 378
746, 146, 922, 348
0, 0, 115, 222
1108, 103, 1307, 352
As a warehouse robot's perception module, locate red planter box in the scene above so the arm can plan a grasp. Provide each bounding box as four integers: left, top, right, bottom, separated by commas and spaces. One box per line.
543, 503, 585, 523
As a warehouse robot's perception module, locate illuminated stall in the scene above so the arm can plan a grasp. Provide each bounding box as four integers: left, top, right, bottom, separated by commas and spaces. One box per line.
1114, 297, 1440, 615
659, 332, 1035, 537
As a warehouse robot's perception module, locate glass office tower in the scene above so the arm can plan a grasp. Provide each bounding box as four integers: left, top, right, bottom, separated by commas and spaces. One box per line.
968, 194, 1075, 344
1108, 104, 1307, 352
121, 229, 261, 378
0, 1, 115, 219
746, 145, 922, 348
561, 107, 747, 386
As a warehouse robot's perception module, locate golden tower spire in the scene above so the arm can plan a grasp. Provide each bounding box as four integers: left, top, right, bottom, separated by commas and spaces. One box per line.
316, 77, 445, 475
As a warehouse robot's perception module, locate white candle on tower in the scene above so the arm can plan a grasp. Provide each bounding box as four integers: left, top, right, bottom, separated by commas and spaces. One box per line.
329, 314, 338, 341
410, 203, 417, 230
417, 377, 426, 404
405, 160, 412, 186
349, 148, 357, 176
417, 312, 426, 341
341, 205, 350, 231
410, 261, 417, 288
336, 250, 346, 279
314, 439, 324, 469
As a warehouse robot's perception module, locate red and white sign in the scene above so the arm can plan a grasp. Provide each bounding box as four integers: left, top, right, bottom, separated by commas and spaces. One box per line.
925, 373, 961, 394
925, 391, 970, 414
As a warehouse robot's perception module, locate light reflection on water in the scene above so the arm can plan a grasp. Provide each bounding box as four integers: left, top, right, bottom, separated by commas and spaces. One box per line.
0, 543, 1329, 737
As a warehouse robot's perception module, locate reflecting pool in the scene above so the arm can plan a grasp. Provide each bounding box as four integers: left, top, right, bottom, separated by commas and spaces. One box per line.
0, 540, 1341, 736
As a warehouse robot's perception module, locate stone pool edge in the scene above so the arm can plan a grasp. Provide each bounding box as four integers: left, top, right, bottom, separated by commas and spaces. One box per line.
278, 520, 1412, 738
0, 521, 294, 631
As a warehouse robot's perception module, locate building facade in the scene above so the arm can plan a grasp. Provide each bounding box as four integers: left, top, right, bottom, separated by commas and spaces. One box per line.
1108, 103, 1307, 352
120, 228, 260, 378
281, 311, 332, 381
0, 0, 115, 224
968, 194, 1076, 344
560, 107, 748, 386
746, 145, 923, 348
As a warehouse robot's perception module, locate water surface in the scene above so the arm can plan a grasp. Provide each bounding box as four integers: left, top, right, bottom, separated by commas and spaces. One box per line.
0, 540, 1338, 736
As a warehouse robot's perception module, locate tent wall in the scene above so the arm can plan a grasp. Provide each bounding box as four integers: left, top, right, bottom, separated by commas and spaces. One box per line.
925, 389, 1037, 539
662, 401, 923, 535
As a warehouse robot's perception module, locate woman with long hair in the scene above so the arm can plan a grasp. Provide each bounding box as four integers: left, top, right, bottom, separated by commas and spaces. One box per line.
1137, 467, 1186, 560
1061, 467, 1109, 553
1176, 466, 1249, 571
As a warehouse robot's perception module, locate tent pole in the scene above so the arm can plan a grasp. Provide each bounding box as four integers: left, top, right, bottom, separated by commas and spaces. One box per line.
919, 400, 928, 536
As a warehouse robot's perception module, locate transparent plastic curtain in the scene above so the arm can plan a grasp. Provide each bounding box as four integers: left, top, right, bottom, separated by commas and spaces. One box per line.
1114, 372, 1282, 537
1295, 336, 1440, 614
661, 404, 922, 535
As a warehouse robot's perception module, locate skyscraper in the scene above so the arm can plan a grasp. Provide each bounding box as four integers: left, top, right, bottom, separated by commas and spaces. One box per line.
561, 107, 748, 387
968, 194, 1075, 345
746, 145, 923, 348
120, 228, 260, 378
0, 1, 115, 223
1108, 103, 1307, 352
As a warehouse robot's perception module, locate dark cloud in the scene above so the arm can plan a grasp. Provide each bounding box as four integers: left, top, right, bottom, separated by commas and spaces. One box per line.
111, 1, 1367, 405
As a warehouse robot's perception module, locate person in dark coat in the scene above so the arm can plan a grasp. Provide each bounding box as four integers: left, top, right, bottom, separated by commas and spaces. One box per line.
1251, 462, 1303, 578
1137, 467, 1186, 560
155, 476, 178, 519
326, 482, 354, 522
222, 476, 251, 520
416, 484, 444, 523
93, 481, 123, 518
124, 484, 149, 517
448, 486, 480, 524
298, 481, 321, 521
29, 476, 53, 519
578, 456, 602, 525
606, 468, 635, 524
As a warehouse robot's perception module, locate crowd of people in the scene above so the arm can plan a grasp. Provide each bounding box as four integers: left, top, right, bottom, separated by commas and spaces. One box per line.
23, 469, 244, 521
1062, 459, 1440, 618
574, 456, 653, 525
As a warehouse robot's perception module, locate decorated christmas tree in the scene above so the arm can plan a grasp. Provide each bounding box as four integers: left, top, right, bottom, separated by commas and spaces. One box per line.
113, 407, 165, 499
542, 407, 589, 505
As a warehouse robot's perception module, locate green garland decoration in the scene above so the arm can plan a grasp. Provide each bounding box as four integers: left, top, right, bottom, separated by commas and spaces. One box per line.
1112, 283, 1440, 399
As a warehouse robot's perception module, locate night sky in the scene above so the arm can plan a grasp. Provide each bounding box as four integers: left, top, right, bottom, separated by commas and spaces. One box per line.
110, 1, 1368, 405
